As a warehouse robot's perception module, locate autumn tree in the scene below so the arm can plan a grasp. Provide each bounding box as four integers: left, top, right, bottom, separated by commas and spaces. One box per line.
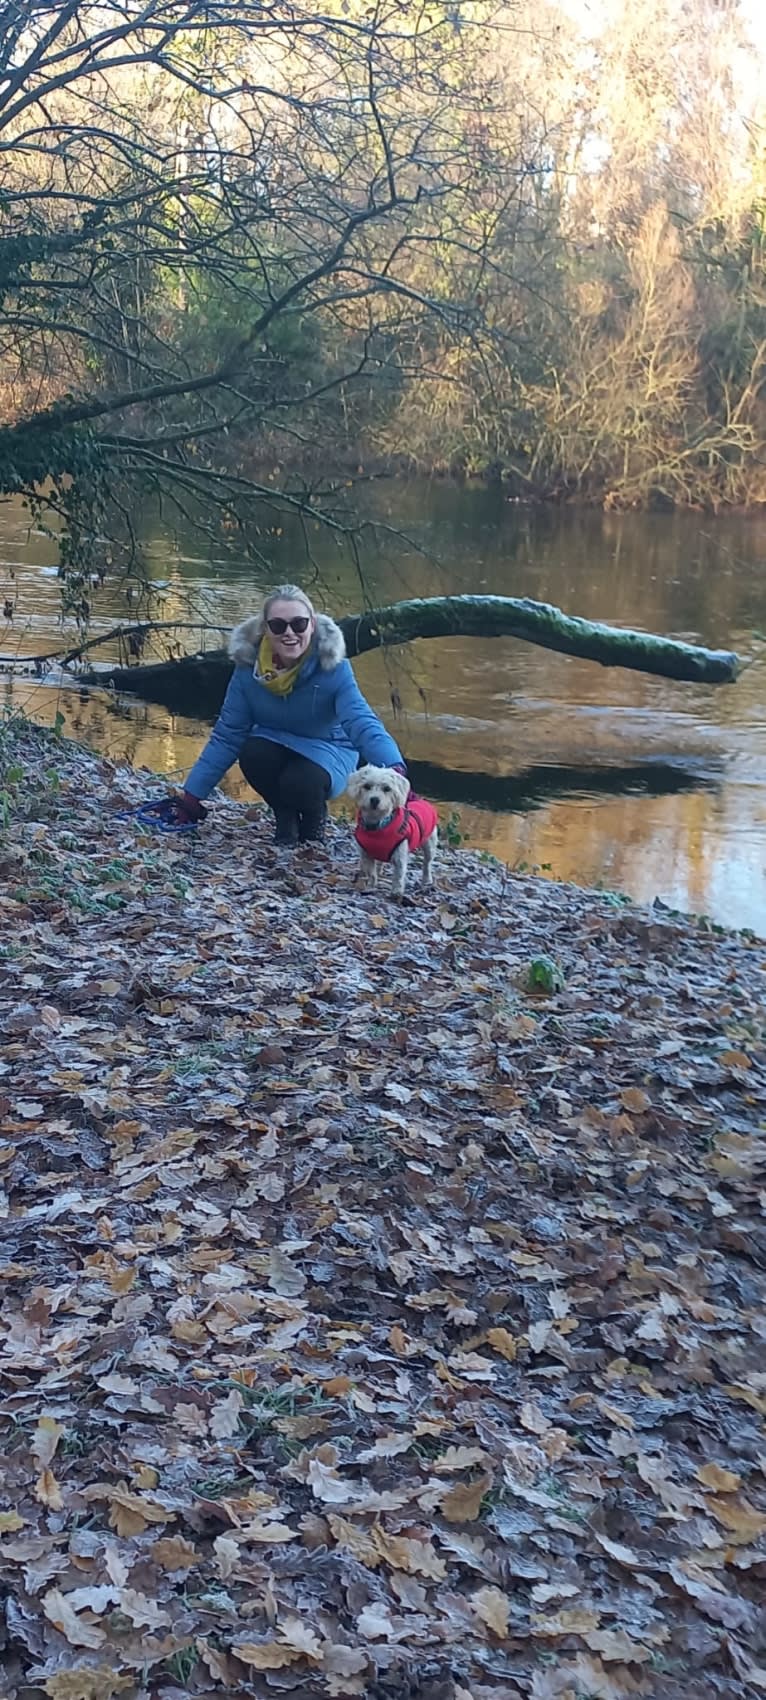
0, 0, 518, 613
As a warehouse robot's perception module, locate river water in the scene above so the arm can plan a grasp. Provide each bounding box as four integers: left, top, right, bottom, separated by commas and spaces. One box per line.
1, 484, 764, 934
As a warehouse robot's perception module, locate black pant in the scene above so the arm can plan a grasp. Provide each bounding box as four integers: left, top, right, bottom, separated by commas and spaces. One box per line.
239, 737, 330, 820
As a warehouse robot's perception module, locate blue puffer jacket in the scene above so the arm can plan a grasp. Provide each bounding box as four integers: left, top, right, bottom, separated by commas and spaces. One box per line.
184, 612, 403, 800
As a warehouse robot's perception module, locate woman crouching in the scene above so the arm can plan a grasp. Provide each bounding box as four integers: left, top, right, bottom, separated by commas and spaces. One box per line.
168, 584, 407, 846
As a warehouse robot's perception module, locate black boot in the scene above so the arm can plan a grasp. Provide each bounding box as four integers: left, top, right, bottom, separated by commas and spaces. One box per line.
298, 806, 327, 844
273, 809, 299, 846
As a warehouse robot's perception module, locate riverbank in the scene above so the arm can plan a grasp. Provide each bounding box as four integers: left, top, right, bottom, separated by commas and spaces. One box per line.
1, 722, 765, 1699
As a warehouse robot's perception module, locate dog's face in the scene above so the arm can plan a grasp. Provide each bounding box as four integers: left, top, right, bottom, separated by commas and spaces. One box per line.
347, 765, 409, 823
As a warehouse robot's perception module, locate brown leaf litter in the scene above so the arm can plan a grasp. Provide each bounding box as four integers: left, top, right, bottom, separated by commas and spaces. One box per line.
0, 720, 765, 1700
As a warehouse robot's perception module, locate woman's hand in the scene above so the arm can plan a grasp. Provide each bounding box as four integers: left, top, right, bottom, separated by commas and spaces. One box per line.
173, 790, 207, 824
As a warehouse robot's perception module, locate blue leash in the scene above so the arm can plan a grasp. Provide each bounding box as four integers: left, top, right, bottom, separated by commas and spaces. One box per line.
116, 798, 199, 836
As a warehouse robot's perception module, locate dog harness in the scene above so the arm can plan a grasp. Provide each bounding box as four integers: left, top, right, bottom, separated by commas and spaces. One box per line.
354, 798, 438, 863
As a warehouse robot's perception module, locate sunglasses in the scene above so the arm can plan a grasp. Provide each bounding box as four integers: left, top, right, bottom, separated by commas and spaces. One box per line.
267, 616, 311, 636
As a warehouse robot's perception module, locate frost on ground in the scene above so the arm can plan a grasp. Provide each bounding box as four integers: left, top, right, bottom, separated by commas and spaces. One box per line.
0, 721, 765, 1700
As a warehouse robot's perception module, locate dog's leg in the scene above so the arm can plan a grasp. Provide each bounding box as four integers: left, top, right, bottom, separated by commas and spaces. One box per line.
422, 827, 438, 889
390, 841, 409, 899
358, 850, 378, 891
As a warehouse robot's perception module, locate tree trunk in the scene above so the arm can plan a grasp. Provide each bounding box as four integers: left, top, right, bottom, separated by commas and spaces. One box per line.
79, 593, 741, 717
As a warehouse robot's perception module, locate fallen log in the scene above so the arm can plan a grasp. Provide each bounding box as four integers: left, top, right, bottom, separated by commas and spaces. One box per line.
64, 592, 743, 716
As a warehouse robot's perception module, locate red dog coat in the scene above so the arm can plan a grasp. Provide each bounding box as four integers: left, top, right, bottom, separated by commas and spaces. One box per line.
355, 797, 438, 863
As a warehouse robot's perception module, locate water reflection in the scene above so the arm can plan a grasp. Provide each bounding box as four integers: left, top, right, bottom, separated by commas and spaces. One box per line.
1, 489, 764, 934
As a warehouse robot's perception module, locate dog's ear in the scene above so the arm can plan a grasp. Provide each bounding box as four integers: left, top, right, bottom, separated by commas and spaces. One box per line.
390, 771, 410, 809
346, 769, 366, 802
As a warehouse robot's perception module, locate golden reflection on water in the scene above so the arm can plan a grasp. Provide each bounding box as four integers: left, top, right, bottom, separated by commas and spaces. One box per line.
1, 490, 765, 935
13, 663, 765, 936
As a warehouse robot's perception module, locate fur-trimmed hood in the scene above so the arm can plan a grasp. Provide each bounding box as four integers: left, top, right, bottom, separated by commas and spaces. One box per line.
229, 611, 346, 671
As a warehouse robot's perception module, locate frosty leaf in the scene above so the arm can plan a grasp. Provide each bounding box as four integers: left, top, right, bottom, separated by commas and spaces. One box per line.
433, 1446, 489, 1473
372, 1527, 446, 1579
471, 1586, 510, 1637
35, 1467, 64, 1510
117, 1588, 170, 1629
151, 1535, 199, 1571
44, 1675, 133, 1700
0, 1511, 25, 1532
32, 1415, 63, 1469
484, 1326, 518, 1361
439, 1472, 492, 1523
696, 1462, 742, 1493
268, 1247, 306, 1296
358, 1431, 413, 1460
234, 1642, 302, 1669
213, 1534, 240, 1578
584, 1628, 651, 1663
42, 1588, 106, 1649
209, 1387, 244, 1437
308, 1456, 356, 1503
356, 1602, 396, 1639
279, 1616, 323, 1659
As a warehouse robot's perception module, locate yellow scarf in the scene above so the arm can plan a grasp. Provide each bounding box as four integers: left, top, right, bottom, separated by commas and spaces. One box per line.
256, 633, 306, 696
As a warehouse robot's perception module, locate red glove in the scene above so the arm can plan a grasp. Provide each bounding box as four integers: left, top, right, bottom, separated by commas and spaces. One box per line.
173, 789, 207, 823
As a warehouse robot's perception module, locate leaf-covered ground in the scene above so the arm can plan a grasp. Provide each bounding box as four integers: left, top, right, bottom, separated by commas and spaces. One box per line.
1, 722, 765, 1700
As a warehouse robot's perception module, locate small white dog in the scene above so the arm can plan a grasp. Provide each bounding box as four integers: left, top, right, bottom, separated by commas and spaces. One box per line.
346, 765, 438, 899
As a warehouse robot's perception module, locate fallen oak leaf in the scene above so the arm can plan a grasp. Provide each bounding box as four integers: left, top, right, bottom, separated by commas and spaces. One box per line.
531, 1609, 602, 1637
197, 1640, 238, 1684
723, 1381, 766, 1417
471, 1585, 510, 1637
308, 1456, 356, 1503
278, 1617, 323, 1660
357, 1431, 414, 1461
527, 1320, 552, 1354
234, 1642, 302, 1669
520, 1401, 552, 1435
433, 1445, 489, 1473
35, 1467, 64, 1510
670, 1562, 754, 1630
636, 1453, 703, 1516
44, 1674, 133, 1700
585, 1628, 652, 1663
42, 1587, 106, 1649
696, 1462, 742, 1493
268, 1246, 306, 1296
117, 1588, 170, 1629
236, 1519, 298, 1542
0, 1510, 25, 1532
209, 1387, 244, 1437
621, 1086, 652, 1112
718, 1049, 751, 1069
531, 1582, 582, 1606
327, 1514, 382, 1567
173, 1400, 209, 1437
83, 1481, 174, 1538
372, 1526, 447, 1579
321, 1642, 369, 1685
529, 1654, 629, 1700
484, 1326, 518, 1361
438, 1472, 493, 1523
594, 1533, 644, 1567
150, 1535, 199, 1571
355, 1602, 396, 1640
32, 1415, 63, 1469
61, 1587, 117, 1615
213, 1534, 240, 1578
597, 1399, 635, 1431
437, 1528, 496, 1577
706, 1497, 766, 1541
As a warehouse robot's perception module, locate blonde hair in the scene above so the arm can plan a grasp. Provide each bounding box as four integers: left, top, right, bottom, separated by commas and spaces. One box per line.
262, 583, 315, 622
